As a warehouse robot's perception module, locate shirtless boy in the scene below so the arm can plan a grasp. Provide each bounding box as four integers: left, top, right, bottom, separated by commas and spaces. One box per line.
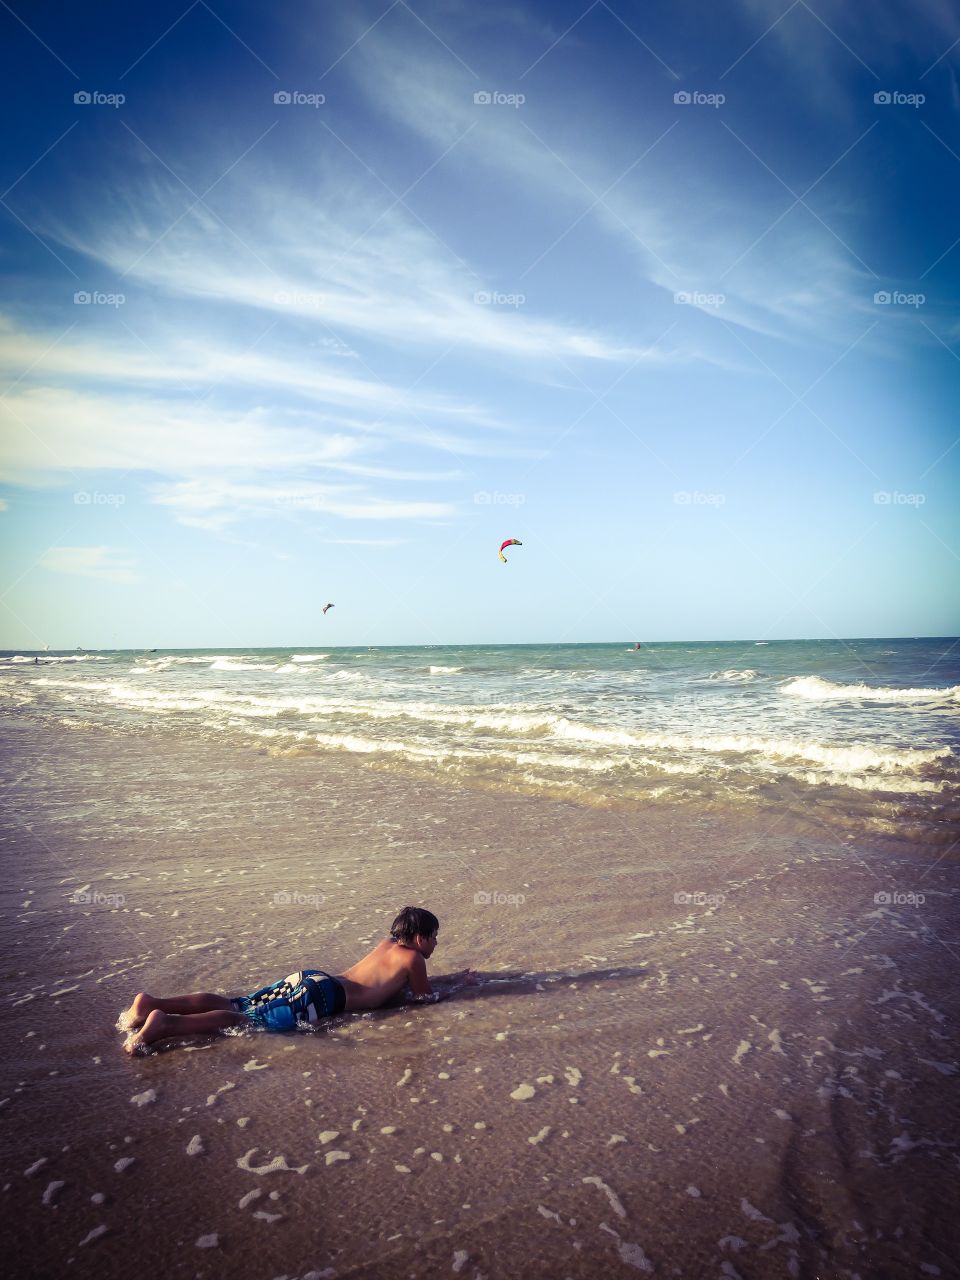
120, 907, 473, 1054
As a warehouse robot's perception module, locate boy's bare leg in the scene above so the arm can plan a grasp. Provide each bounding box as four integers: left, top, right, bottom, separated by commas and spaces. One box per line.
119, 991, 235, 1030
124, 1008, 247, 1054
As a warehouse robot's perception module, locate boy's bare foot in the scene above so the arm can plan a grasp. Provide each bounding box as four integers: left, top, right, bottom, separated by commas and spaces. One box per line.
117, 992, 156, 1032
123, 1008, 168, 1054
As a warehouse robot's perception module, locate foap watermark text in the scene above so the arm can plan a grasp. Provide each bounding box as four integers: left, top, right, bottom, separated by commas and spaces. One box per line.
74, 291, 125, 307
874, 490, 925, 506
674, 490, 726, 506
74, 90, 125, 108
674, 90, 725, 108
71, 888, 126, 907
675, 290, 725, 307
474, 91, 525, 108
874, 290, 925, 307
273, 890, 325, 908
474, 490, 525, 506
474, 890, 526, 907
874, 90, 924, 107
674, 891, 726, 907
474, 290, 525, 308
274, 90, 325, 107
74, 491, 126, 506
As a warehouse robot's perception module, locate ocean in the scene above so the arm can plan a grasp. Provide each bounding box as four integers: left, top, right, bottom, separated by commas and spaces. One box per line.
5, 637, 958, 845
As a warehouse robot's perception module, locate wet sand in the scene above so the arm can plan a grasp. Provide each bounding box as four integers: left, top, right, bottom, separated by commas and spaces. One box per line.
1, 719, 957, 1279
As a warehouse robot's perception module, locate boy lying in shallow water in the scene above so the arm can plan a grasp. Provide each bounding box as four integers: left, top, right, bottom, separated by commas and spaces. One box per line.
120, 906, 476, 1054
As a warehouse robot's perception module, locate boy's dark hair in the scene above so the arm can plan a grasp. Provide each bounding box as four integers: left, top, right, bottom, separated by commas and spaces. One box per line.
390, 906, 439, 945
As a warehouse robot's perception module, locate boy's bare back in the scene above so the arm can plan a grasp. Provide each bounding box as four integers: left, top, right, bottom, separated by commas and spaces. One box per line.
336, 937, 433, 1011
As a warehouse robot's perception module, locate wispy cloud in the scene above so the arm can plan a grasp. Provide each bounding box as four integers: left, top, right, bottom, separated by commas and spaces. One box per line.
149, 477, 455, 530
0, 314, 506, 430
0, 307, 542, 499
340, 11, 880, 343
36, 170, 660, 365
40, 546, 140, 585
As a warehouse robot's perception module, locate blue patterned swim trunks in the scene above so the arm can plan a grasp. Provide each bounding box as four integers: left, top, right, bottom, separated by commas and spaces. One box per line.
231, 969, 347, 1032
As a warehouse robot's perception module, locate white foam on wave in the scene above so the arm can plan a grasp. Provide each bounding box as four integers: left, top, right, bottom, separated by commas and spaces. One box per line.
782, 675, 960, 705
140, 655, 226, 667
708, 669, 760, 682
785, 768, 948, 795
209, 659, 278, 672
4, 653, 107, 663
32, 677, 955, 780
291, 654, 331, 663
252, 720, 954, 798
429, 665, 465, 674
436, 712, 950, 781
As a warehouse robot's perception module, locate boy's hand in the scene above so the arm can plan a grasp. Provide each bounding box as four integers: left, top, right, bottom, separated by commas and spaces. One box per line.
436, 969, 480, 994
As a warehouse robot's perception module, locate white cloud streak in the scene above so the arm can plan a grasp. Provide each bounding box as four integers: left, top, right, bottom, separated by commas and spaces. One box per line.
40, 546, 140, 585
341, 13, 878, 343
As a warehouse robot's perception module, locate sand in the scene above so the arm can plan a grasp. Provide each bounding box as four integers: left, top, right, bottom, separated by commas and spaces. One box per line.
0, 719, 957, 1279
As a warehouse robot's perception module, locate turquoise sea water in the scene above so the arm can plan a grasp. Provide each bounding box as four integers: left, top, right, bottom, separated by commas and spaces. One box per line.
3, 638, 958, 845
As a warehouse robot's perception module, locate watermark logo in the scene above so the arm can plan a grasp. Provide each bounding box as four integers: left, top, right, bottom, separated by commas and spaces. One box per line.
474, 890, 526, 907
473, 491, 525, 506
873, 890, 925, 906
474, 290, 526, 308
473, 90, 525, 108
674, 290, 725, 308
74, 290, 126, 307
274, 90, 325, 107
275, 494, 324, 511
74, 90, 125, 108
873, 290, 925, 307
873, 490, 925, 506
274, 290, 325, 308
273, 890, 325, 908
674, 90, 725, 108
71, 888, 125, 907
74, 491, 126, 506
674, 491, 726, 507
674, 890, 726, 907
874, 90, 924, 108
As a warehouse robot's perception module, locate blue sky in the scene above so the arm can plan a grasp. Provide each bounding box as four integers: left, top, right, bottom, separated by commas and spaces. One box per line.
1, 0, 958, 647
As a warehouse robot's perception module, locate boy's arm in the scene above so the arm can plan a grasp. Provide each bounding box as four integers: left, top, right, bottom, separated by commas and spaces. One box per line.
405, 953, 440, 1003
406, 963, 480, 1005
431, 969, 480, 999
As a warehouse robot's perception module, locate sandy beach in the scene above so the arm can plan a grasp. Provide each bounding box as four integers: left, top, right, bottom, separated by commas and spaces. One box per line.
1, 716, 957, 1279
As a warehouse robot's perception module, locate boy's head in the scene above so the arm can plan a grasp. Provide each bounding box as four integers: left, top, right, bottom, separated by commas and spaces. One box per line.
390, 906, 439, 952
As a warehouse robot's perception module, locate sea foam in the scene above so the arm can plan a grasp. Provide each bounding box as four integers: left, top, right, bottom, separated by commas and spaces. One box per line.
782, 675, 960, 705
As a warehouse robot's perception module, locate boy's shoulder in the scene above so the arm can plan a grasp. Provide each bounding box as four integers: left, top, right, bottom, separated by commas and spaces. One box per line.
384, 939, 425, 971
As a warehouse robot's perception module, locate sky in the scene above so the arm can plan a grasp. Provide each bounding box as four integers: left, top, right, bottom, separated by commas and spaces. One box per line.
0, 0, 958, 648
